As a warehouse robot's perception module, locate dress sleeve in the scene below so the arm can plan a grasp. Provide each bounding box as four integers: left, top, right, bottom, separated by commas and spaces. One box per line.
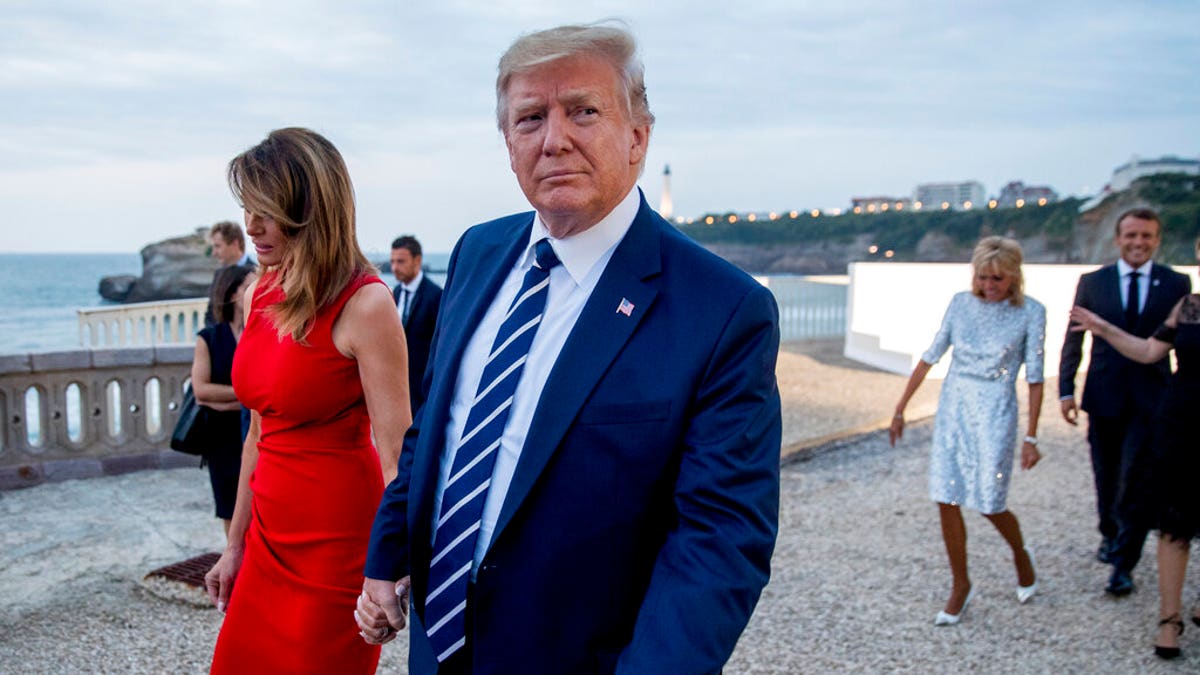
920, 294, 958, 365
1152, 324, 1176, 344
1024, 300, 1046, 384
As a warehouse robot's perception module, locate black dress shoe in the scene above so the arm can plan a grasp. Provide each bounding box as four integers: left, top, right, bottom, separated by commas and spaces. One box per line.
1106, 569, 1134, 596
1097, 538, 1114, 564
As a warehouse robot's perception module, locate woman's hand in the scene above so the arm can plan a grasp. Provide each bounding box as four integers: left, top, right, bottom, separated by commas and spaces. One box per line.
1069, 306, 1109, 335
204, 545, 245, 612
889, 414, 904, 446
1020, 441, 1041, 470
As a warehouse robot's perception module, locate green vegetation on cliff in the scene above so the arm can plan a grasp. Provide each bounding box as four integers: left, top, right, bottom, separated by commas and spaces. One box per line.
680, 173, 1200, 266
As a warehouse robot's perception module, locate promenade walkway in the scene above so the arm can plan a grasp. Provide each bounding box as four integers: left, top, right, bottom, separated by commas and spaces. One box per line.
0, 340, 1194, 673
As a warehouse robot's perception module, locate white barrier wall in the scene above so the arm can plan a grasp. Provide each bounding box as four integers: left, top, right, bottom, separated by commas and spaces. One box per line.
844, 262, 1198, 380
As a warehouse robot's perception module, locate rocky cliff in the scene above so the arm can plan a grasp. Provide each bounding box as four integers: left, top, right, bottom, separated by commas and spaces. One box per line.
690, 174, 1198, 274
99, 228, 221, 302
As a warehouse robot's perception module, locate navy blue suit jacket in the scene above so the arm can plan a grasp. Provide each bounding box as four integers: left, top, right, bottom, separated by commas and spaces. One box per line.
394, 275, 442, 414
1060, 262, 1191, 417
366, 195, 781, 674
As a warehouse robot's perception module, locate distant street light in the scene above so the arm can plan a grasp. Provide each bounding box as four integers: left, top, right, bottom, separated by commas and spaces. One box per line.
1016, 198, 1025, 208
868, 245, 879, 254
884, 250, 895, 258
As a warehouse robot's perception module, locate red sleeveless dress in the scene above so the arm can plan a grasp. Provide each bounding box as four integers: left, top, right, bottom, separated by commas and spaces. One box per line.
212, 271, 385, 674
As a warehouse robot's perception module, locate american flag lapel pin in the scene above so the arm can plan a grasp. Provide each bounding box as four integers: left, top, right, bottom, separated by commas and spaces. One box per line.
616, 297, 635, 317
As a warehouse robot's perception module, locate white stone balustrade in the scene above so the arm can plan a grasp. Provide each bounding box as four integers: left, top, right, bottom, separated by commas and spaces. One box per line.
0, 346, 197, 489
78, 298, 209, 348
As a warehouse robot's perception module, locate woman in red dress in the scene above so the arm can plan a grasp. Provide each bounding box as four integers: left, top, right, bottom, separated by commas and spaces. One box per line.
205, 127, 411, 674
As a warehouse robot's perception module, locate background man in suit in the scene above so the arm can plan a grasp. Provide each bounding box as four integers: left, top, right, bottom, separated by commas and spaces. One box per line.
356, 22, 781, 674
204, 220, 254, 327
391, 235, 442, 414
1060, 207, 1191, 596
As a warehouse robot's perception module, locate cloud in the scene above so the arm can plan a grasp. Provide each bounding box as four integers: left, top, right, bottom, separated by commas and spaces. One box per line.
1, 0, 1198, 252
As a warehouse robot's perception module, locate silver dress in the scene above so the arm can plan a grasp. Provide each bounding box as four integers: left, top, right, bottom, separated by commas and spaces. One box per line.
922, 291, 1046, 514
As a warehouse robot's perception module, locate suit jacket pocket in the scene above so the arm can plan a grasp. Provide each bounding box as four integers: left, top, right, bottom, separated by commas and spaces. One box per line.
576, 400, 671, 425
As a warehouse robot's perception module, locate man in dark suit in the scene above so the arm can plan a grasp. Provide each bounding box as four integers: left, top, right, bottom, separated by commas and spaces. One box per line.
391, 235, 442, 414
1060, 207, 1191, 595
356, 23, 781, 673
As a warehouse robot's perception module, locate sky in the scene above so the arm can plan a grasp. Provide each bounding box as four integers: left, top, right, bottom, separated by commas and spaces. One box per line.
2, 0, 1198, 254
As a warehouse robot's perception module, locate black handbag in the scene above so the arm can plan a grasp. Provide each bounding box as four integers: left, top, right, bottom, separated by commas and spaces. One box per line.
170, 386, 209, 455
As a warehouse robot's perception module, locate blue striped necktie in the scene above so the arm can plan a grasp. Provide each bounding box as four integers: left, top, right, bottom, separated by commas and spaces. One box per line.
425, 238, 561, 663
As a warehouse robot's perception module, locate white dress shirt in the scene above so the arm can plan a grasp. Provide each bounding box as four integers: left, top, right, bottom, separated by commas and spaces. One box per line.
1116, 258, 1153, 313
396, 270, 425, 324
432, 186, 640, 576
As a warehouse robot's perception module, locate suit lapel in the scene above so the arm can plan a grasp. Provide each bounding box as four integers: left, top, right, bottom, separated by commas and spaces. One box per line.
490, 198, 664, 544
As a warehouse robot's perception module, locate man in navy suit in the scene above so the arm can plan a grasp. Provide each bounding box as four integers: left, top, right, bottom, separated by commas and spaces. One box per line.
1060, 207, 1191, 595
356, 23, 781, 673
391, 235, 442, 414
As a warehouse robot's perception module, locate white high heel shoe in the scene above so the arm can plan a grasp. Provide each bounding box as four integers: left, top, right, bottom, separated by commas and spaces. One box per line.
934, 586, 975, 626
1017, 547, 1038, 604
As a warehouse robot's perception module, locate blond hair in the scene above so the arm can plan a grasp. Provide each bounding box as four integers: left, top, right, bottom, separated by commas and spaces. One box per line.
970, 236, 1025, 306
227, 127, 373, 342
495, 21, 655, 133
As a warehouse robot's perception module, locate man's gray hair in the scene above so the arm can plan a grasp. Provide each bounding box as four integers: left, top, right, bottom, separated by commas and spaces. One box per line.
495, 21, 655, 133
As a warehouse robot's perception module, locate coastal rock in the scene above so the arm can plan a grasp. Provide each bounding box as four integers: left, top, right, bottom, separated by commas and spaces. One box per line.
98, 228, 220, 303
97, 275, 137, 302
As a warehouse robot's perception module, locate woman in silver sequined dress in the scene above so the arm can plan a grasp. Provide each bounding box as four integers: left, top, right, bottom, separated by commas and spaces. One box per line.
890, 236, 1045, 626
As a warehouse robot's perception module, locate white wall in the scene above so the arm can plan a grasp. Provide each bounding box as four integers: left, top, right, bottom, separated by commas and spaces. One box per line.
844, 262, 1198, 380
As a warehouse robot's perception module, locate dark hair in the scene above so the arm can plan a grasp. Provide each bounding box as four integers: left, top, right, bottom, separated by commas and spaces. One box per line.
210, 264, 256, 324
1114, 207, 1161, 237
210, 220, 245, 251
391, 235, 423, 258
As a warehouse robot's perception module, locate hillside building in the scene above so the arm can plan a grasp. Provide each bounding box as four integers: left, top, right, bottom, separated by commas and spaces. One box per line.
914, 181, 985, 211
997, 181, 1058, 208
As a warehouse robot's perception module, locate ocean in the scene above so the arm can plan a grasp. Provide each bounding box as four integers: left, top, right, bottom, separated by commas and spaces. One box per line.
0, 252, 451, 356
0, 251, 845, 355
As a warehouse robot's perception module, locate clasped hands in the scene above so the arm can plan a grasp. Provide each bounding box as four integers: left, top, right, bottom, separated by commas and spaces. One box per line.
356, 576, 410, 645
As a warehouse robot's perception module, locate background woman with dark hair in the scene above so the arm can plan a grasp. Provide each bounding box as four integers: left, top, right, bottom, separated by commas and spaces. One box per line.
191, 263, 255, 537
204, 127, 410, 674
890, 236, 1045, 626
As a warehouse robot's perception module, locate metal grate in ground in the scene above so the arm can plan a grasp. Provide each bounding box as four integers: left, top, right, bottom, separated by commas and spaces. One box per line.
144, 551, 221, 588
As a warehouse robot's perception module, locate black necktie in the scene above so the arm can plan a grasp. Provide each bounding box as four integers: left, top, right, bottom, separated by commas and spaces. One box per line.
401, 288, 411, 325
1125, 271, 1141, 330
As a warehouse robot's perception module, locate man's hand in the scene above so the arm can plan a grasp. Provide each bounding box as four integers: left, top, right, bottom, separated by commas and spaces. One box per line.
1059, 397, 1078, 426
357, 576, 409, 645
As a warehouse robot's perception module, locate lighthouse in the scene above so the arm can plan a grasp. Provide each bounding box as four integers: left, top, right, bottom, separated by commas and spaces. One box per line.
659, 164, 673, 219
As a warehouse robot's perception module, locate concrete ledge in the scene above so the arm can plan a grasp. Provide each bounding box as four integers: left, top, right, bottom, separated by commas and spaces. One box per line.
154, 345, 195, 364
31, 350, 92, 372
0, 354, 32, 375
92, 348, 156, 368
0, 449, 201, 490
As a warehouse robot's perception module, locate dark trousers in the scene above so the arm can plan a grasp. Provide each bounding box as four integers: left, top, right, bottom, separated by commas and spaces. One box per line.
1088, 411, 1154, 572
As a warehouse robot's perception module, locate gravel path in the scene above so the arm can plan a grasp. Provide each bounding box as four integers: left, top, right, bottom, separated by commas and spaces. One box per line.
1, 341, 1194, 673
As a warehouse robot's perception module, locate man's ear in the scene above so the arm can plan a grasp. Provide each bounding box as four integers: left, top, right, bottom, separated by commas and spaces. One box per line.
628, 124, 649, 167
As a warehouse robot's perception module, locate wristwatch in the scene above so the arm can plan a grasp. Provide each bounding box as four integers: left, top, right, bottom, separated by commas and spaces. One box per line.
1023, 435, 1038, 446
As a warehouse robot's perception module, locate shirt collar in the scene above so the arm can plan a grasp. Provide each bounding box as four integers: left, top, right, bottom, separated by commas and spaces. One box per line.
1116, 258, 1153, 277
524, 186, 639, 285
